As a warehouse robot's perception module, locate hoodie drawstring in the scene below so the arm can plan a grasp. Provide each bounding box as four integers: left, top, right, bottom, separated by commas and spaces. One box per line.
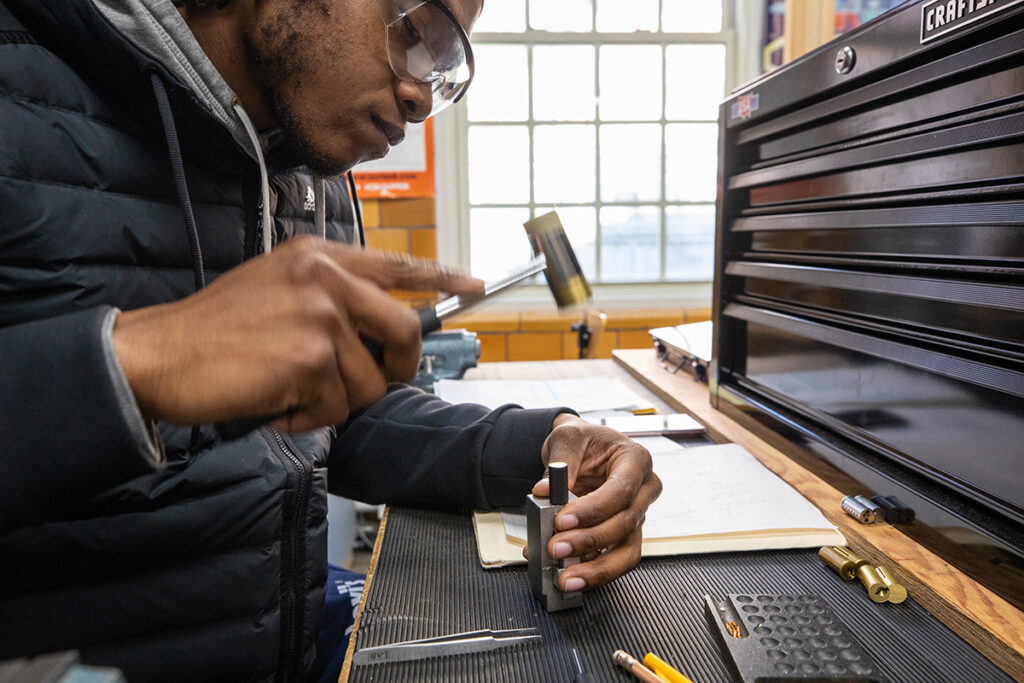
346, 171, 366, 248
313, 176, 326, 238
151, 73, 206, 290
233, 100, 274, 254
150, 73, 208, 451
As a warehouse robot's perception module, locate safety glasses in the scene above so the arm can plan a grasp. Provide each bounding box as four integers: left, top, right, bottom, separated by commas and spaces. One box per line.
375, 0, 475, 117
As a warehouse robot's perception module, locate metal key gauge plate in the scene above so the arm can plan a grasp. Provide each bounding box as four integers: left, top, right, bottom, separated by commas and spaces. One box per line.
705, 593, 888, 682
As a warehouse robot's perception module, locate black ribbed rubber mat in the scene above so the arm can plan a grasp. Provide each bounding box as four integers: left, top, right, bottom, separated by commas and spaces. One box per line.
347, 507, 1010, 682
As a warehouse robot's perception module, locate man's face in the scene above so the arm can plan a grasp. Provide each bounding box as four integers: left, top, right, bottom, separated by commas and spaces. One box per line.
244, 0, 482, 177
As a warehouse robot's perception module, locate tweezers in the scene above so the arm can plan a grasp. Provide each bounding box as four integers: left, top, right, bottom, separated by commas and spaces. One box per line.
352, 627, 542, 664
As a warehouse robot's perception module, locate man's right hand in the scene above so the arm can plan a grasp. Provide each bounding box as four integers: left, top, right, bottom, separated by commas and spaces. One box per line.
112, 236, 484, 432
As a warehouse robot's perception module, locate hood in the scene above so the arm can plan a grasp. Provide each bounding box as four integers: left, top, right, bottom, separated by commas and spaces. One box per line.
94, 0, 258, 158
4, 0, 279, 173
5, 0, 331, 258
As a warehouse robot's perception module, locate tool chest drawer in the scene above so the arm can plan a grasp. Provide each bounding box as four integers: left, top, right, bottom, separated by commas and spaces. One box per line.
722, 301, 1024, 520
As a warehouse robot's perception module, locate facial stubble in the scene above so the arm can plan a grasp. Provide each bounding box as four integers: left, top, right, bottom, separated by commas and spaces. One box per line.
243, 1, 351, 178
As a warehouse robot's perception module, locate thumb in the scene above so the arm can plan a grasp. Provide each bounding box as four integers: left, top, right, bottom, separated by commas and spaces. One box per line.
533, 414, 588, 496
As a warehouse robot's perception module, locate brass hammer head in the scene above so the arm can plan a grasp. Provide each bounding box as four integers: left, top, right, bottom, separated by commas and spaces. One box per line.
523, 211, 593, 309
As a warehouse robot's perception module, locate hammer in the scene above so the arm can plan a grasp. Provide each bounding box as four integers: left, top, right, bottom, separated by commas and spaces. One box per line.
418, 211, 592, 335
217, 211, 591, 440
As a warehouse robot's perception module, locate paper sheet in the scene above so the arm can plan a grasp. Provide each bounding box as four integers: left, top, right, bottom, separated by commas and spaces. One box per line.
435, 376, 655, 414
630, 436, 688, 454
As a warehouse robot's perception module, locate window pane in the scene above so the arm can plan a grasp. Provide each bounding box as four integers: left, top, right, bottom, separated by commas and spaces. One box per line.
537, 206, 597, 282
663, 2, 722, 32
599, 45, 662, 121
469, 126, 530, 204
468, 45, 528, 122
666, 44, 726, 121
470, 207, 534, 280
534, 125, 596, 204
596, 0, 657, 32
600, 206, 660, 282
533, 46, 596, 121
665, 123, 717, 202
600, 124, 661, 202
529, 0, 593, 31
665, 205, 715, 280
475, 0, 526, 32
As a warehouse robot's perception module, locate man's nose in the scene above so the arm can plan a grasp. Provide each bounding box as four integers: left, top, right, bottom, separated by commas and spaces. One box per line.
396, 80, 433, 123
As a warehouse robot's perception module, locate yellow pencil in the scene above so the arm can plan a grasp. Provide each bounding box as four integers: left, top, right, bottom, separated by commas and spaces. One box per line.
644, 652, 696, 683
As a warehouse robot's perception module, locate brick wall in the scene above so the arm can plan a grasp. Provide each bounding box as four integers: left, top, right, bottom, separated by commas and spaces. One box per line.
360, 196, 439, 309
363, 195, 711, 362
441, 308, 711, 362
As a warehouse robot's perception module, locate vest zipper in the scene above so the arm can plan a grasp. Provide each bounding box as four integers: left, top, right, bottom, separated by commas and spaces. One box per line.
269, 428, 311, 683
0, 30, 37, 45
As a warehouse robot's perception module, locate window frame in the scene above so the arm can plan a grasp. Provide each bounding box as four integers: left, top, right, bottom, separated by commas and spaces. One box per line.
435, 1, 755, 310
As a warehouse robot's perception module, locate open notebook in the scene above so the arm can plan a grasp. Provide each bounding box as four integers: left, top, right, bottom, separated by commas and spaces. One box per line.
473, 442, 844, 567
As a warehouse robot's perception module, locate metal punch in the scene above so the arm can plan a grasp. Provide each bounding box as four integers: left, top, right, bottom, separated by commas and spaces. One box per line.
352, 627, 542, 665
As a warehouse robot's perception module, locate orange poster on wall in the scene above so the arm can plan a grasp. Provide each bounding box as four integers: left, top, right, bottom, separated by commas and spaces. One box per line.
351, 118, 435, 199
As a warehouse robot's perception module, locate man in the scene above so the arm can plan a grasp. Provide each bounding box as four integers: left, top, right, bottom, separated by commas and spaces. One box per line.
0, 0, 661, 681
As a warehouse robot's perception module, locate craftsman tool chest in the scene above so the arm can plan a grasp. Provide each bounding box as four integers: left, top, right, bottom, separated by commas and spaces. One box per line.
712, 0, 1024, 607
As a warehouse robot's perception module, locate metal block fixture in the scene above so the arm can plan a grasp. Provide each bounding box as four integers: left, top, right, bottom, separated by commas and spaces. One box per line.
526, 462, 583, 612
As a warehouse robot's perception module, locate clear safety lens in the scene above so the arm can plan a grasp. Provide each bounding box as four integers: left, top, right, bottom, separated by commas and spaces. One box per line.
378, 0, 474, 115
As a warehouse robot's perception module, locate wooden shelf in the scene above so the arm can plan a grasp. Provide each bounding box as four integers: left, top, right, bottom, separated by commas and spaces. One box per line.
783, 0, 836, 63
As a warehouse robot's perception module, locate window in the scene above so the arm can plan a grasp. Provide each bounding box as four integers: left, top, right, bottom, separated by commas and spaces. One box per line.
435, 0, 742, 308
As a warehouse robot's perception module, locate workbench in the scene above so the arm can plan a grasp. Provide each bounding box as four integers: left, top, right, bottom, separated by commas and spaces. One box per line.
339, 354, 1023, 682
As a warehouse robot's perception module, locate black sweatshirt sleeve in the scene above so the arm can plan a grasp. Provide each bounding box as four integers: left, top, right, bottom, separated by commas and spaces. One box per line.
327, 384, 575, 510
0, 306, 163, 532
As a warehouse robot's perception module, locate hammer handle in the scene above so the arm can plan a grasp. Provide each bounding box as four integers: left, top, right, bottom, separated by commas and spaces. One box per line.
360, 306, 441, 364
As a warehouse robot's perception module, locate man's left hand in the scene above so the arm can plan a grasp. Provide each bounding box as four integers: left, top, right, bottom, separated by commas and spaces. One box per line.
529, 413, 662, 592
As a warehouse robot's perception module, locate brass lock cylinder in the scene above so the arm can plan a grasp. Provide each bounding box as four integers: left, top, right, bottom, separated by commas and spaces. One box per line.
857, 564, 889, 603
818, 546, 866, 581
877, 566, 908, 604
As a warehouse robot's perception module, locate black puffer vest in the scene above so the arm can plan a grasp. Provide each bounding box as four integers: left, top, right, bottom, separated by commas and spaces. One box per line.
0, 2, 354, 680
